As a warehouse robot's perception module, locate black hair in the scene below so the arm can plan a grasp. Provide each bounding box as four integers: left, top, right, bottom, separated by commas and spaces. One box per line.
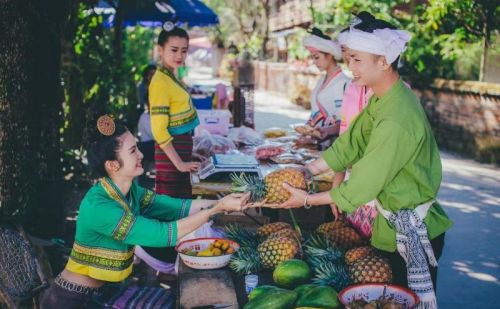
353, 19, 397, 33
340, 11, 375, 33
142, 64, 156, 81
157, 27, 189, 46
87, 121, 129, 178
309, 27, 331, 41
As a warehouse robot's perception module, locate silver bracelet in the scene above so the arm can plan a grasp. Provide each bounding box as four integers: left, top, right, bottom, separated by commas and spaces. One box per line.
303, 195, 312, 209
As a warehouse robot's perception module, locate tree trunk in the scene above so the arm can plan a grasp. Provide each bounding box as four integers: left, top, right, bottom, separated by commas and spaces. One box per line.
0, 0, 67, 237
478, 1, 493, 82
62, 1, 86, 149
479, 35, 488, 82
261, 0, 271, 60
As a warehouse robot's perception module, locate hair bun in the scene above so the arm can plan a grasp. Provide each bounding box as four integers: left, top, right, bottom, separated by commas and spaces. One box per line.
97, 115, 116, 136
309, 27, 331, 40
356, 11, 375, 22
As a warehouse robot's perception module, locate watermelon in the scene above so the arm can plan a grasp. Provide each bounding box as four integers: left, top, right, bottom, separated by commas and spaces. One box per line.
273, 259, 311, 288
294, 284, 339, 309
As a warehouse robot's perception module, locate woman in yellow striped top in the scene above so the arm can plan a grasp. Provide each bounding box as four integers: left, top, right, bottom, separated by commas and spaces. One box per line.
146, 24, 200, 263
149, 24, 200, 198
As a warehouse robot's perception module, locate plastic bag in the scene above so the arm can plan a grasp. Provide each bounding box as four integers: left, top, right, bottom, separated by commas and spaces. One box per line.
134, 222, 224, 275
270, 153, 304, 165
193, 129, 236, 159
228, 127, 264, 146
255, 144, 287, 160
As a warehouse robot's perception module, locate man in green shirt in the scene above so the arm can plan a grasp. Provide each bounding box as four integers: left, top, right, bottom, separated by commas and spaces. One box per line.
266, 16, 452, 308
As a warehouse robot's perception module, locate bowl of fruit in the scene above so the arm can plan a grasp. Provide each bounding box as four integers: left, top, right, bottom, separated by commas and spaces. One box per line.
339, 284, 419, 309
175, 238, 239, 270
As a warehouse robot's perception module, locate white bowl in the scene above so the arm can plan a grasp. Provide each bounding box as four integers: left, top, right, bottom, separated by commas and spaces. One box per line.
175, 237, 239, 270
339, 284, 419, 309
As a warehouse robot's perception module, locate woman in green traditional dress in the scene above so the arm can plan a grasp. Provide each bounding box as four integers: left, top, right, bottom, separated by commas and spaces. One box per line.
40, 115, 250, 309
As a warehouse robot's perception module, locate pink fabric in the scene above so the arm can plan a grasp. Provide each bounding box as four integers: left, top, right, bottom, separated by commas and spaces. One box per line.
339, 83, 372, 134
339, 83, 374, 237
346, 201, 378, 238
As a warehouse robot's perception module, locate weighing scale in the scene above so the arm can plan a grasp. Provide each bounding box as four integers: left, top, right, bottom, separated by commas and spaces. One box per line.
198, 154, 262, 182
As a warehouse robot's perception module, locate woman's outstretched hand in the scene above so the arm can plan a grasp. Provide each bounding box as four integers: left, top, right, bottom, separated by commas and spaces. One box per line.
215, 192, 252, 213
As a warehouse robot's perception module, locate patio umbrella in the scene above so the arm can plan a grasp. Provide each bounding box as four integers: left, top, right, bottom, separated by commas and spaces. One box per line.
95, 0, 219, 27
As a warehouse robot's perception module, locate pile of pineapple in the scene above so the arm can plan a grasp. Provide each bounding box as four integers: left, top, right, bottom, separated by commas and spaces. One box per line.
226, 219, 393, 292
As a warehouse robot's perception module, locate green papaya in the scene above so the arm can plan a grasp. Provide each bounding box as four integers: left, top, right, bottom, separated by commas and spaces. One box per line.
244, 289, 298, 309
273, 259, 312, 288
294, 284, 318, 299
294, 285, 339, 309
248, 285, 281, 301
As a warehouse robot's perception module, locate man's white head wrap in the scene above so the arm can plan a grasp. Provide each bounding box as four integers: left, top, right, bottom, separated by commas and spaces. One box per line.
337, 13, 368, 46
345, 27, 412, 64
303, 35, 342, 61
337, 31, 349, 46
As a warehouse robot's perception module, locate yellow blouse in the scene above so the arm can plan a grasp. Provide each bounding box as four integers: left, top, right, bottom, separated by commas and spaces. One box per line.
148, 66, 199, 146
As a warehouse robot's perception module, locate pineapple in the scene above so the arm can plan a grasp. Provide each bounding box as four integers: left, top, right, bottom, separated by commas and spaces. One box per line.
323, 227, 366, 251
231, 168, 307, 204
316, 220, 349, 235
268, 228, 301, 243
345, 246, 376, 265
229, 236, 299, 273
349, 255, 393, 284
258, 237, 299, 269
257, 222, 291, 238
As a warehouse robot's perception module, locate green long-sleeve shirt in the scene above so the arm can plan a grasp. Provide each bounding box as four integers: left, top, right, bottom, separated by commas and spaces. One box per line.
322, 79, 452, 252
65, 177, 192, 282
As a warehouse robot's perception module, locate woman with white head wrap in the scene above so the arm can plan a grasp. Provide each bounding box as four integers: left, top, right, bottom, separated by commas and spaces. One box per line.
268, 16, 452, 309
302, 28, 351, 149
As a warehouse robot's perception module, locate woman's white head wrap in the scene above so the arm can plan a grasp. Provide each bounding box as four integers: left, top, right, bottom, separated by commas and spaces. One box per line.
303, 35, 342, 61
345, 27, 412, 64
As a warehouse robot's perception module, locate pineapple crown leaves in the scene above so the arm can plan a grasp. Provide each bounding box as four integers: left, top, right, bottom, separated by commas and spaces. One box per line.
229, 246, 262, 275
311, 258, 351, 291
304, 233, 344, 264
224, 224, 261, 249
304, 232, 340, 251
230, 172, 266, 202
305, 245, 344, 264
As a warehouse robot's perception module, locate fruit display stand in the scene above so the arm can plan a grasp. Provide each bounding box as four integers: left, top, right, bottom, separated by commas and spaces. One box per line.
221, 219, 405, 309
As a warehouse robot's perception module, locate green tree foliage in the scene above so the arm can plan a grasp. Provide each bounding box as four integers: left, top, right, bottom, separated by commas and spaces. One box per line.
61, 2, 156, 182
315, 0, 499, 87
204, 0, 272, 59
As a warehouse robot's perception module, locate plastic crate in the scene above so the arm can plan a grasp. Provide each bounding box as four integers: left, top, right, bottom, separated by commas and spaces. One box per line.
192, 96, 212, 110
